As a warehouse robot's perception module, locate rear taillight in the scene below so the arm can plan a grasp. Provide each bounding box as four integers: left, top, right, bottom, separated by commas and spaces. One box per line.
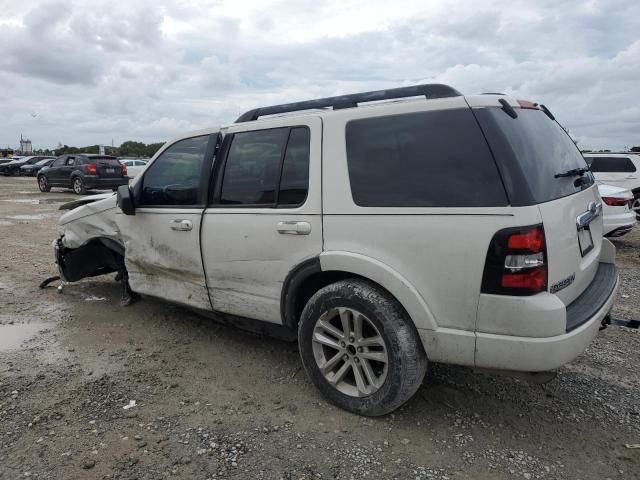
121, 164, 127, 176
601, 196, 629, 207
481, 224, 548, 296
86, 163, 97, 174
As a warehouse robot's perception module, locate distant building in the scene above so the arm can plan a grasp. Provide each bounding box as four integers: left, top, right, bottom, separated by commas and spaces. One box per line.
19, 135, 33, 155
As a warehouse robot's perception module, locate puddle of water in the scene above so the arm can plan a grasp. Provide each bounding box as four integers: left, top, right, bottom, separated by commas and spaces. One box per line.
6, 213, 55, 220
39, 198, 66, 204
0, 322, 47, 352
0, 220, 14, 226
84, 295, 106, 302
1, 199, 39, 204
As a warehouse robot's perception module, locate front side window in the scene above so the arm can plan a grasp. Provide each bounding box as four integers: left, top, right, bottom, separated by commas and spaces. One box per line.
52, 157, 66, 167
218, 127, 311, 207
141, 135, 210, 206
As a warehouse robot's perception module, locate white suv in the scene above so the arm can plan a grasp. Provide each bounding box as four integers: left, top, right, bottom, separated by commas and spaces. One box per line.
53, 84, 618, 416
583, 152, 640, 219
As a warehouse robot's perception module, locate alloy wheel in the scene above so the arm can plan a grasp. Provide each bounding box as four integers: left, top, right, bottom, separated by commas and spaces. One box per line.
73, 178, 82, 194
311, 307, 388, 397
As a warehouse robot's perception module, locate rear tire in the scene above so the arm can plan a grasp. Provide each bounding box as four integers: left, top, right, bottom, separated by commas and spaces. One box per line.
298, 279, 427, 416
72, 176, 86, 195
37, 175, 51, 192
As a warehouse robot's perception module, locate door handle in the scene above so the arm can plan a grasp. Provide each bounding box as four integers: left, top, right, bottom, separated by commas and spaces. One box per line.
170, 219, 193, 231
277, 221, 312, 235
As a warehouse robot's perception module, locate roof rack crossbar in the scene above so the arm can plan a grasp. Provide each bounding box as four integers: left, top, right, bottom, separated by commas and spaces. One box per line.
235, 83, 462, 123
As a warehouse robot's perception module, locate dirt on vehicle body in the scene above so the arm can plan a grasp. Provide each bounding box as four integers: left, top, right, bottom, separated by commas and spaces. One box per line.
1, 176, 639, 479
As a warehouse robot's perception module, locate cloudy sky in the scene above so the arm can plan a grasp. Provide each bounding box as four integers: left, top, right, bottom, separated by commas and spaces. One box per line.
1, 0, 639, 150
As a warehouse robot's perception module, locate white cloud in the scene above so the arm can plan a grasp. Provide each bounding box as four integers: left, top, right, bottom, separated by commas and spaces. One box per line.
0, 0, 638, 150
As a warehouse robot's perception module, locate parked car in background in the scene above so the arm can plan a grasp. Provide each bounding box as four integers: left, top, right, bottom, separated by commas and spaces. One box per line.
118, 158, 148, 178
0, 156, 54, 176
20, 158, 55, 176
597, 184, 636, 237
584, 153, 640, 219
52, 84, 619, 416
37, 154, 129, 195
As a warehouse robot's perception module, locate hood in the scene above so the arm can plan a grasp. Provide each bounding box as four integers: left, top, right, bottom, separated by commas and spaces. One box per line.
59, 193, 118, 225
597, 183, 633, 199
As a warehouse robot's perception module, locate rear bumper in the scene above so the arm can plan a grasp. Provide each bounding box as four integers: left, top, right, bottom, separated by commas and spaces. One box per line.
475, 263, 618, 372
82, 176, 129, 189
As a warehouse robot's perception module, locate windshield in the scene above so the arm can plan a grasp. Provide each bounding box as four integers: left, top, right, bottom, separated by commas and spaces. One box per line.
475, 108, 593, 206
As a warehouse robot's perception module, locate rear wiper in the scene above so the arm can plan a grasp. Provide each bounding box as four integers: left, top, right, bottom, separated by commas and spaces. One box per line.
554, 166, 591, 178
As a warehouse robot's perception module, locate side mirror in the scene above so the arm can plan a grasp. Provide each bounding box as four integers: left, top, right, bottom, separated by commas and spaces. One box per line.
117, 185, 135, 215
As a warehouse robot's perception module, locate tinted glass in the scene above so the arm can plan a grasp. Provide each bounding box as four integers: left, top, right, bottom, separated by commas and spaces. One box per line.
278, 127, 310, 206
476, 108, 593, 204
52, 157, 66, 167
141, 136, 209, 206
64, 157, 75, 166
220, 128, 289, 205
345, 109, 508, 207
586, 157, 636, 173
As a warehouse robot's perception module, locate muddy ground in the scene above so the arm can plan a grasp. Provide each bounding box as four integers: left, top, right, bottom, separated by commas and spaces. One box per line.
0, 176, 639, 480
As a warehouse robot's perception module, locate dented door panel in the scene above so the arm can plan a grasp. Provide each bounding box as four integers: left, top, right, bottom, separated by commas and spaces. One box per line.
115, 208, 211, 310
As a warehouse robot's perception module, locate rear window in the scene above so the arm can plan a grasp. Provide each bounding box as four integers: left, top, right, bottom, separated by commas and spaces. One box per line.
89, 156, 120, 165
474, 108, 593, 206
586, 156, 636, 173
345, 109, 508, 207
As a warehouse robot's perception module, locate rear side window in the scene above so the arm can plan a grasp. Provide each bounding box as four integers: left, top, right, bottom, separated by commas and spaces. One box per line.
587, 157, 636, 173
474, 108, 593, 206
219, 127, 310, 206
345, 109, 508, 207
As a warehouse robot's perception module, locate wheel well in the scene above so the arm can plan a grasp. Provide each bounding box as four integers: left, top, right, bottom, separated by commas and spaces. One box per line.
282, 267, 408, 330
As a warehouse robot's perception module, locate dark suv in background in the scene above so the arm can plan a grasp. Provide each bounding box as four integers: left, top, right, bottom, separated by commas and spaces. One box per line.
38, 154, 129, 194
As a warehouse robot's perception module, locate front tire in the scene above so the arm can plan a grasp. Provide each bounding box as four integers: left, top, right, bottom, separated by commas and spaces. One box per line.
72, 176, 86, 195
37, 175, 51, 192
298, 279, 427, 416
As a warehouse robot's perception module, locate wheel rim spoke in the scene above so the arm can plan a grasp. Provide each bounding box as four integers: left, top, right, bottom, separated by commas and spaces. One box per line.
316, 319, 345, 340
338, 308, 352, 338
360, 358, 378, 388
351, 362, 369, 396
358, 335, 384, 348
329, 361, 351, 385
313, 331, 341, 350
358, 350, 387, 363
353, 314, 364, 342
320, 350, 343, 373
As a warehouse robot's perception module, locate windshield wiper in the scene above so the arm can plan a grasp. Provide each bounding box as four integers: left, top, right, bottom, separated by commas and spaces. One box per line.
554, 166, 591, 178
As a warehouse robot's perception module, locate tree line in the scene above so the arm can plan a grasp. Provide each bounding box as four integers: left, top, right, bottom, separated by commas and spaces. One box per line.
31, 141, 166, 158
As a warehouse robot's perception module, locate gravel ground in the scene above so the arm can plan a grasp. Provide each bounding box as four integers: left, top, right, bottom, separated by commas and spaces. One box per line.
1, 176, 639, 480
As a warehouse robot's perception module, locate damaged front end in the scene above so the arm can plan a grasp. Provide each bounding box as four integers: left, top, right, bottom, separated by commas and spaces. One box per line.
49, 193, 138, 304
53, 236, 124, 282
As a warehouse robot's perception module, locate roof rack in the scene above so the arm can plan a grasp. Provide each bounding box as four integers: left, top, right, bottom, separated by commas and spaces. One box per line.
235, 83, 462, 123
